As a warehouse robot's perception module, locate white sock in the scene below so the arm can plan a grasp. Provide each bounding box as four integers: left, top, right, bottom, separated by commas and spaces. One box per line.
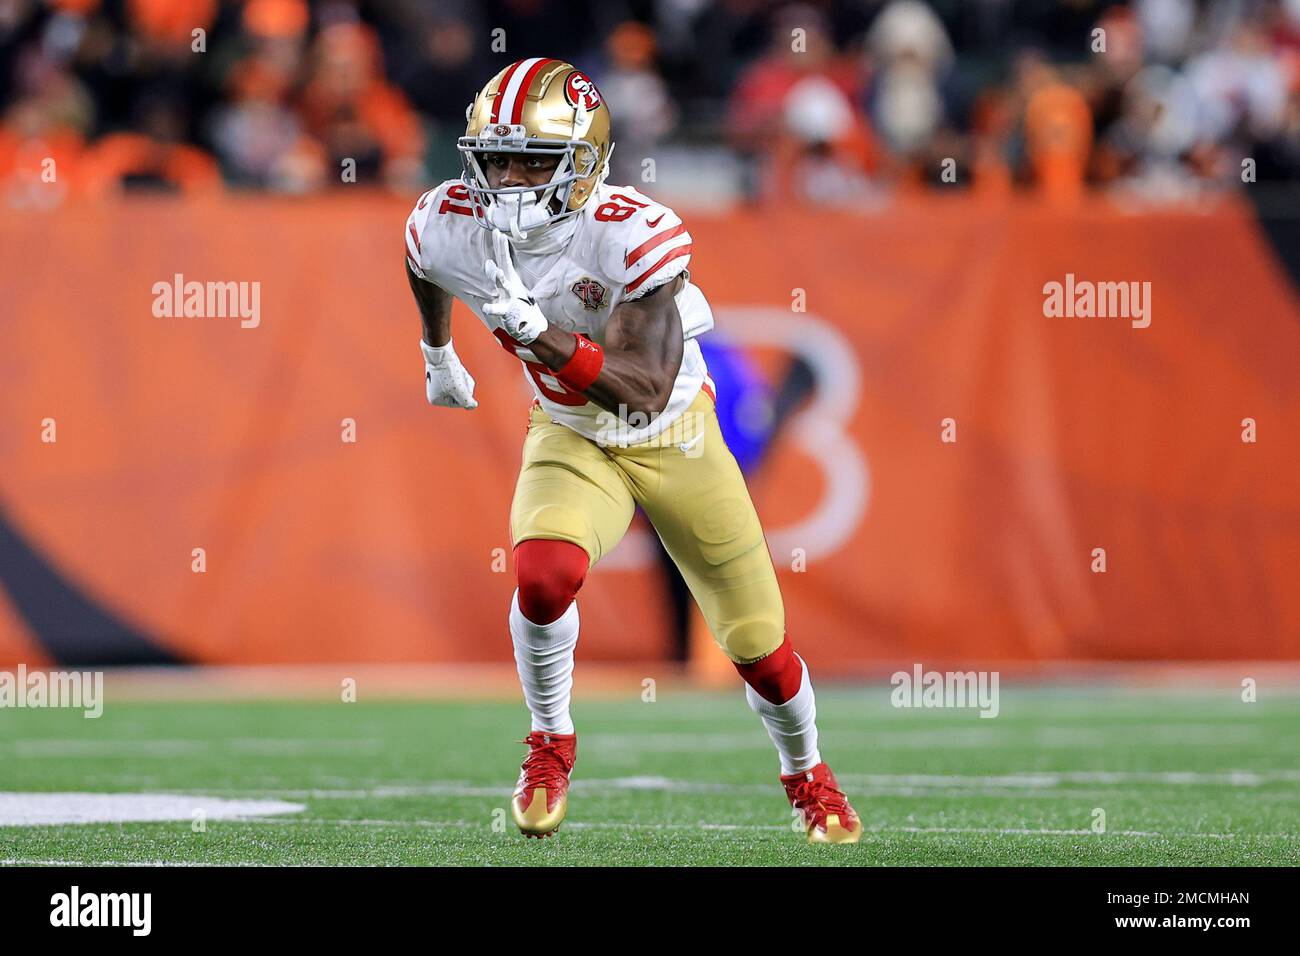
745, 656, 821, 775
509, 589, 578, 734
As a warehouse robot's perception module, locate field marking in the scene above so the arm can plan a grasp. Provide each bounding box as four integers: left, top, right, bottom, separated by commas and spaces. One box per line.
147, 777, 768, 800
0, 793, 305, 827
174, 769, 1300, 802
6, 767, 1294, 828
582, 725, 1272, 752
0, 859, 274, 867
223, 818, 1300, 840
0, 722, 1279, 759
0, 739, 383, 758
836, 770, 1300, 788
5, 818, 1295, 867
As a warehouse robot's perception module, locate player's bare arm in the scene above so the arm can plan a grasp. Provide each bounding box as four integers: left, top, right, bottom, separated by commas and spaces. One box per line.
529, 275, 685, 419
408, 261, 478, 410
406, 261, 452, 347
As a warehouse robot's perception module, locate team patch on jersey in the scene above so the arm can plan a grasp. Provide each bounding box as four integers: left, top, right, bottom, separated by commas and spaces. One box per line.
571, 276, 608, 311
563, 70, 602, 111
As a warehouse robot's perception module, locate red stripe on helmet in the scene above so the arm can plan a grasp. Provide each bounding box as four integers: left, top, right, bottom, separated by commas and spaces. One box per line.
511, 58, 556, 124
489, 60, 525, 124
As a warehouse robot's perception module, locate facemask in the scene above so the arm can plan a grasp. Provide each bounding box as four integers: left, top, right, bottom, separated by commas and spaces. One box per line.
486, 191, 556, 241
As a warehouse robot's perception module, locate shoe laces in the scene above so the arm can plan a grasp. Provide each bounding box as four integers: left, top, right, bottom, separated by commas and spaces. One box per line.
790, 775, 851, 821
518, 732, 573, 792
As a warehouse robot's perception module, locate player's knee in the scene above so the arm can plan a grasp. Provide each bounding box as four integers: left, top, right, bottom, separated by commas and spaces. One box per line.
514, 539, 590, 625
719, 617, 784, 665
732, 633, 802, 705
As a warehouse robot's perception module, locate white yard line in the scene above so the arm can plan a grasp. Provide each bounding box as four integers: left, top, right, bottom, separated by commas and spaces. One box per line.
580, 725, 1269, 752
0, 739, 382, 757
0, 793, 305, 826
177, 769, 1300, 801
214, 818, 1300, 840
835, 770, 1300, 787
0, 724, 1275, 759
0, 858, 275, 867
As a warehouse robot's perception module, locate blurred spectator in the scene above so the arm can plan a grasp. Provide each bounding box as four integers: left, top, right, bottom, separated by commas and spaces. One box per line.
80, 92, 222, 196
387, 11, 493, 180
1187, 18, 1288, 151
1022, 56, 1093, 203
599, 21, 677, 186
864, 0, 954, 166
127, 0, 218, 48
0, 0, 1297, 206
729, 4, 875, 205
208, 0, 322, 191
0, 38, 92, 206
1135, 0, 1197, 64
1102, 63, 1204, 199
297, 22, 425, 191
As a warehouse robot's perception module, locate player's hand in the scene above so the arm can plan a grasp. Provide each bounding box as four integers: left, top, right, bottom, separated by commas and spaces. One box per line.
421, 339, 478, 410
483, 230, 549, 345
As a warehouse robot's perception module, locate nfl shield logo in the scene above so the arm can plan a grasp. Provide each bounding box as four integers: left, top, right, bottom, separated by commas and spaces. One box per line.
571, 276, 607, 311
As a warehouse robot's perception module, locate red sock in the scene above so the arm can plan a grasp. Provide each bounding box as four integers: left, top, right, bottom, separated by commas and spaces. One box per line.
733, 635, 803, 705
513, 539, 589, 625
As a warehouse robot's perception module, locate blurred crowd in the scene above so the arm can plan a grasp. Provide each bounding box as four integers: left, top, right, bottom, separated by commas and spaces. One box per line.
2, 0, 1299, 208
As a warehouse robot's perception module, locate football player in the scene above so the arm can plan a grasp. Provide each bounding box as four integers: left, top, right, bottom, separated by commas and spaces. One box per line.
405, 58, 860, 844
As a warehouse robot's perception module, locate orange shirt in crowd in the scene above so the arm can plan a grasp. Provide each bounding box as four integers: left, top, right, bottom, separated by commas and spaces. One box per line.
1025, 82, 1093, 204
127, 0, 219, 44
79, 133, 222, 197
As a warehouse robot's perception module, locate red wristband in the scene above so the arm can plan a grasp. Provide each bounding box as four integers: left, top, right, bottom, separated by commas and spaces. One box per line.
555, 335, 604, 392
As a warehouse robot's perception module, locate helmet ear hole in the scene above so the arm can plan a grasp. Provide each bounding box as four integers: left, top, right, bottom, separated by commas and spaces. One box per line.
569, 182, 588, 209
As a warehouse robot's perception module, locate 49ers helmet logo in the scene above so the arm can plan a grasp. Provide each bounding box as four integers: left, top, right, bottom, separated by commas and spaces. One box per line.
563, 70, 601, 111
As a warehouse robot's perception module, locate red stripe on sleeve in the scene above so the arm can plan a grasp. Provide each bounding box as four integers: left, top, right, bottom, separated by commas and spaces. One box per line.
624, 244, 692, 294
624, 223, 687, 268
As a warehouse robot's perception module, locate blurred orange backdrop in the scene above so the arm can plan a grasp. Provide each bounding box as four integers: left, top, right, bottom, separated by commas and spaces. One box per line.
1, 193, 1298, 669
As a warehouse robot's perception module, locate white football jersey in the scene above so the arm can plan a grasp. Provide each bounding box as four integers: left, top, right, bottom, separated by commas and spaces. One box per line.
405, 180, 714, 445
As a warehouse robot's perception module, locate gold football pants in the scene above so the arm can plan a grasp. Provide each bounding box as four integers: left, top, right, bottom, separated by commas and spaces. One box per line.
510, 388, 785, 663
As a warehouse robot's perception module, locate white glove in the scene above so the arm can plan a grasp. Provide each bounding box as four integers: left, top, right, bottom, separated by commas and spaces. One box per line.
483, 230, 549, 345
421, 339, 478, 409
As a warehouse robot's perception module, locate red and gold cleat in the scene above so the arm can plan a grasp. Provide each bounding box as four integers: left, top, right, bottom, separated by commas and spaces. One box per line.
511, 730, 577, 838
781, 762, 862, 844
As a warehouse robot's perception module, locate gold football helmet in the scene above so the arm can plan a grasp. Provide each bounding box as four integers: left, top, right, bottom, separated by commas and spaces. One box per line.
459, 58, 613, 238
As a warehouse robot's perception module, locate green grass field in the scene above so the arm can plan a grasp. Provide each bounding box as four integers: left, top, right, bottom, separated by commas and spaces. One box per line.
1, 684, 1297, 866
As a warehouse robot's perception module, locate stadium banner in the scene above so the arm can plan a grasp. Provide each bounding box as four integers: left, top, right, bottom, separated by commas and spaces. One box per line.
1, 194, 1297, 667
